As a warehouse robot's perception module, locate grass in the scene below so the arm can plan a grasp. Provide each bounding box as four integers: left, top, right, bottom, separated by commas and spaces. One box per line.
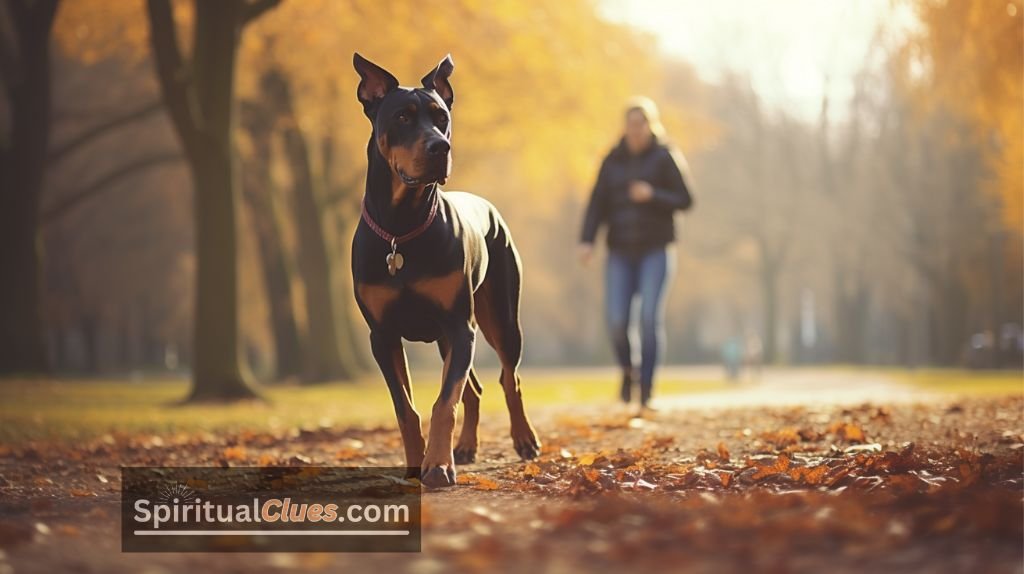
4, 366, 1017, 446
0, 368, 726, 445
889, 368, 1023, 396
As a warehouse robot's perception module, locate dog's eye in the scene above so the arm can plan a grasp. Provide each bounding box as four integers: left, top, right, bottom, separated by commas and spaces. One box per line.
436, 115, 449, 128
397, 112, 411, 124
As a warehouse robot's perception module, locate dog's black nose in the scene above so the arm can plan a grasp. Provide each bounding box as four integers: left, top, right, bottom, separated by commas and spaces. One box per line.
426, 139, 450, 156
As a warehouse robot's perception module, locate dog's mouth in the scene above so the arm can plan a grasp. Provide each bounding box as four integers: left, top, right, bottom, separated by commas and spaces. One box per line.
397, 167, 448, 187
397, 168, 422, 186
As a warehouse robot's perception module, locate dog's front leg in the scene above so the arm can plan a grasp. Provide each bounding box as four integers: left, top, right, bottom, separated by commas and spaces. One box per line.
421, 324, 476, 488
369, 331, 425, 478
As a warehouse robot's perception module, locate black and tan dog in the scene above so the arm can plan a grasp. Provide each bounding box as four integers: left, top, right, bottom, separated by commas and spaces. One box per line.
351, 53, 540, 488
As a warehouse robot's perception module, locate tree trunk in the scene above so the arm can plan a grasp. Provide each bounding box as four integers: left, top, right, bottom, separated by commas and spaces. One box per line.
760, 258, 780, 365
0, 0, 60, 375
240, 102, 304, 380
186, 140, 257, 400
146, 0, 280, 401
81, 314, 100, 375
188, 1, 254, 400
333, 210, 374, 371
834, 265, 870, 364
931, 277, 969, 366
321, 130, 372, 372
262, 71, 357, 383
0, 185, 48, 374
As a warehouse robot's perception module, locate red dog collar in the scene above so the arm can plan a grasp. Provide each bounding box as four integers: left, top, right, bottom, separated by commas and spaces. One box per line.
360, 195, 439, 247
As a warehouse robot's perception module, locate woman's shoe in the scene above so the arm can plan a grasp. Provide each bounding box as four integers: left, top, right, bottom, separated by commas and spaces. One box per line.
636, 402, 659, 418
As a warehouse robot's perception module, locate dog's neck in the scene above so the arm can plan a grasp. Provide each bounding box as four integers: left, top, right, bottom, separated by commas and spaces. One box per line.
363, 136, 439, 235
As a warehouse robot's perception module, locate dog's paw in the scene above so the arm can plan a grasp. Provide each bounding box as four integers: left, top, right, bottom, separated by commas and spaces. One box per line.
453, 445, 477, 464
512, 433, 541, 461
420, 465, 456, 489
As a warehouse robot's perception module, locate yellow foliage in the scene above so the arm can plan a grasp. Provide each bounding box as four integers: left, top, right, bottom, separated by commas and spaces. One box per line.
904, 0, 1024, 233
52, 0, 718, 221
50, 0, 721, 361
238, 0, 684, 217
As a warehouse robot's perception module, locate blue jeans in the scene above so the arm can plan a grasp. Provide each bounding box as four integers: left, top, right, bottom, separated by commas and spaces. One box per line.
605, 245, 674, 404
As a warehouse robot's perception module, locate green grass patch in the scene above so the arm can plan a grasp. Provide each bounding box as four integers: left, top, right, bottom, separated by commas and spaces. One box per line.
0, 369, 725, 445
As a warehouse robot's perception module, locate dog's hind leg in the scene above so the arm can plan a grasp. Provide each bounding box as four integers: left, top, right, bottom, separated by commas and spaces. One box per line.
474, 237, 541, 460
370, 331, 425, 477
455, 373, 482, 463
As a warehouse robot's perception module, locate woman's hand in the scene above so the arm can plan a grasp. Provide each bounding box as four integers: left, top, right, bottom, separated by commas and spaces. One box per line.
629, 180, 654, 202
578, 243, 594, 266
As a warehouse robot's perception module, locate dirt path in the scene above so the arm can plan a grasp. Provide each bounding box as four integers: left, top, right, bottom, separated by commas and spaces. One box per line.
0, 372, 1020, 574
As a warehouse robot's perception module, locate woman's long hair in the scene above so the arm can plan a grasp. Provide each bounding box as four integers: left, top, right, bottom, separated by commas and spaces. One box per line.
624, 95, 667, 142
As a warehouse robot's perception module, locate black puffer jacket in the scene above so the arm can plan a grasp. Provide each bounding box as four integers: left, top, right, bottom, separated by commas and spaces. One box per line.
580, 137, 694, 254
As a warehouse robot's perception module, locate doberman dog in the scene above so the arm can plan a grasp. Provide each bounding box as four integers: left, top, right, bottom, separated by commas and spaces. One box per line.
351, 53, 541, 488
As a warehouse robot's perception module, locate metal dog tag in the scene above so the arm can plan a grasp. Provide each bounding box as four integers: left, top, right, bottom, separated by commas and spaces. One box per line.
386, 240, 405, 276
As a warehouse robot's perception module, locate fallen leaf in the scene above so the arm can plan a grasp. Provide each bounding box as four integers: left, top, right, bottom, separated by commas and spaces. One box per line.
717, 442, 731, 462
829, 422, 867, 444
457, 474, 500, 490
751, 454, 792, 480
222, 446, 247, 461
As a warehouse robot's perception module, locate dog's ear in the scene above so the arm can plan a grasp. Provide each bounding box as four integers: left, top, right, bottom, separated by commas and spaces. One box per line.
420, 54, 454, 109
353, 53, 399, 117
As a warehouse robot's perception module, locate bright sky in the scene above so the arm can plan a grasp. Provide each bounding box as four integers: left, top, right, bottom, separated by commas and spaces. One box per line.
598, 0, 916, 120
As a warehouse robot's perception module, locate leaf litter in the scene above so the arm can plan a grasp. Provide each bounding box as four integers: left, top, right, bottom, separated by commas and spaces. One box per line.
0, 395, 1020, 572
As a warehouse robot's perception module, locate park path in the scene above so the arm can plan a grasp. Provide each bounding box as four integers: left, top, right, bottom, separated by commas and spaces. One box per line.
514, 364, 940, 411
654, 366, 939, 410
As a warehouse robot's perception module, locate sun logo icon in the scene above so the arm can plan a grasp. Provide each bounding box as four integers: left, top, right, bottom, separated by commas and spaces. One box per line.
157, 482, 196, 505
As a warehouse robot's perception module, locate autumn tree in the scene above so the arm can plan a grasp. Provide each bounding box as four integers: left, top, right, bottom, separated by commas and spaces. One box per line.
145, 0, 281, 400
0, 0, 59, 374
889, 0, 1023, 364
255, 69, 359, 382
902, 0, 1023, 233
239, 95, 303, 380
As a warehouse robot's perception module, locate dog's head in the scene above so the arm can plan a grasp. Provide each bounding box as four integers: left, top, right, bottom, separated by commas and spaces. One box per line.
354, 53, 454, 187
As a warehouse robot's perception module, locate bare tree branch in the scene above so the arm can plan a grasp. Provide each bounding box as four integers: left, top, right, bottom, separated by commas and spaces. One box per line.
3, 0, 59, 100
48, 99, 163, 164
145, 0, 199, 154
41, 151, 184, 225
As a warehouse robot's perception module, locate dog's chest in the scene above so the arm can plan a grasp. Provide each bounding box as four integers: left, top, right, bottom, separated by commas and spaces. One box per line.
353, 238, 474, 339
353, 274, 468, 342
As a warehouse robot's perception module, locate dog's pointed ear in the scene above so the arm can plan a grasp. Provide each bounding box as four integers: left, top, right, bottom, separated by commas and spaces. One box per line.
353, 53, 399, 117
420, 54, 454, 109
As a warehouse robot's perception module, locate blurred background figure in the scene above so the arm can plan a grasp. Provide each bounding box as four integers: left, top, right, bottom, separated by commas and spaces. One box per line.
579, 97, 694, 411
721, 334, 743, 382
742, 328, 763, 382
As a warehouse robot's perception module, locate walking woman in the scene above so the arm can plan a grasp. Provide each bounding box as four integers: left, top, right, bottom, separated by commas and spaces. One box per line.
579, 97, 694, 412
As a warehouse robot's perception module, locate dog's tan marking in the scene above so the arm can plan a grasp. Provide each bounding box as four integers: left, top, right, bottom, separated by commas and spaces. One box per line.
379, 129, 430, 206
454, 372, 481, 461
421, 347, 463, 474
356, 282, 400, 322
410, 270, 465, 311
